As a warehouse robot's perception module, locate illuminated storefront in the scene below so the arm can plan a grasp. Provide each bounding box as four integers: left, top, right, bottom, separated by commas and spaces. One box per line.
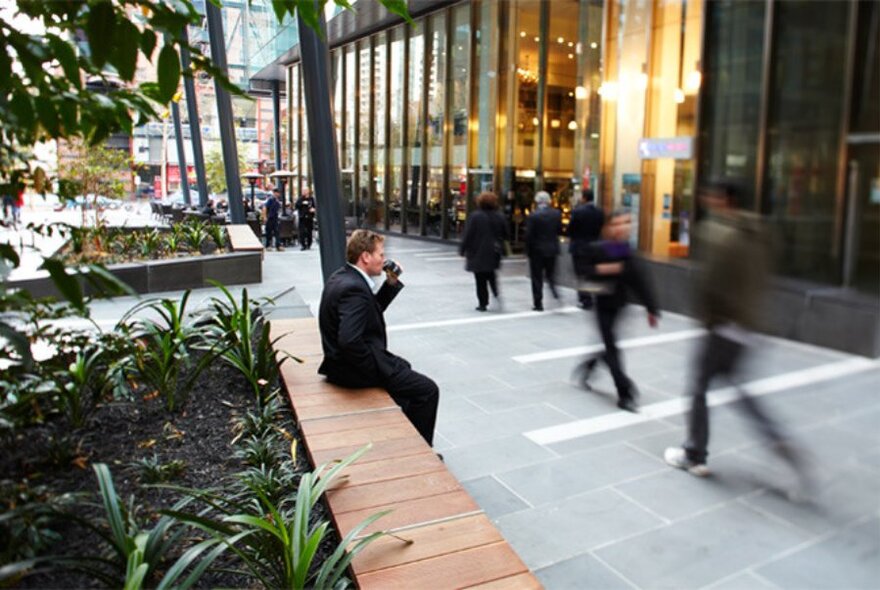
280, 0, 877, 294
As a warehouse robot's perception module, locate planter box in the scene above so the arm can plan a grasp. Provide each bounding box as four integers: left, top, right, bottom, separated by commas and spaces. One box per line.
5, 251, 262, 298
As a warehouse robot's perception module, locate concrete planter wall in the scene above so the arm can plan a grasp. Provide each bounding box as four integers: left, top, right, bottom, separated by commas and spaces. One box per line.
6, 251, 262, 298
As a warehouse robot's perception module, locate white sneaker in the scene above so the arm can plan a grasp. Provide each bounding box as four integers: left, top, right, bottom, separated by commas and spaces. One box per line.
664, 447, 710, 477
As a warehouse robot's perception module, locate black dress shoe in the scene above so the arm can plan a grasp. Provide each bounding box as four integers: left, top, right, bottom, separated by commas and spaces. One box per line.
475, 305, 487, 312
617, 398, 639, 413
532, 305, 544, 311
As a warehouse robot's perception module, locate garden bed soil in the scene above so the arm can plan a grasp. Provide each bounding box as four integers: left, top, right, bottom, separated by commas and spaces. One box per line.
2, 355, 329, 589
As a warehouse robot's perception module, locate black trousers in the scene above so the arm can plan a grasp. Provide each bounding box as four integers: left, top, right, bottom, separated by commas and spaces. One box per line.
299, 217, 314, 249
594, 297, 634, 402
684, 331, 786, 464
473, 271, 499, 307
385, 367, 440, 446
529, 254, 559, 307
264, 218, 279, 248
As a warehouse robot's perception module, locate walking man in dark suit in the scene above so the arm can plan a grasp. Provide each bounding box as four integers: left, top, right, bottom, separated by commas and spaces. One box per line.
567, 189, 605, 309
318, 230, 440, 445
525, 191, 562, 311
295, 187, 316, 250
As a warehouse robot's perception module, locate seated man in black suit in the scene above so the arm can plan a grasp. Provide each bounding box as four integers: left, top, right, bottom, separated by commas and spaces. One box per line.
318, 229, 439, 445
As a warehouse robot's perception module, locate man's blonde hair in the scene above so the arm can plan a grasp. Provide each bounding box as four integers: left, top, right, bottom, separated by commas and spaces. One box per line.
346, 229, 384, 264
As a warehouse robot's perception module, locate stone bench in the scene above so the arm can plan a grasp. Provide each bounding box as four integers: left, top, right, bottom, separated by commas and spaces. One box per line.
271, 318, 541, 589
227, 224, 265, 259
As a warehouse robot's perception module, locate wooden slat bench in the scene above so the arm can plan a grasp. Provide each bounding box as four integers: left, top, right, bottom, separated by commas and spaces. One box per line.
227, 224, 265, 259
272, 318, 542, 589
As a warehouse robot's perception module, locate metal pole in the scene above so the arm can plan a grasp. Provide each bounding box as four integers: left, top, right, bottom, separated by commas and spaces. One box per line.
298, 1, 346, 281
842, 161, 860, 288
180, 28, 209, 208
272, 79, 283, 204
206, 1, 245, 224
170, 100, 191, 207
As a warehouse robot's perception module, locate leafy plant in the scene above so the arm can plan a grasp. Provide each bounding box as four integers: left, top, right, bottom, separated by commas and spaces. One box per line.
54, 347, 105, 428
164, 231, 181, 256
234, 432, 282, 469
137, 228, 164, 259
200, 284, 296, 407
119, 291, 216, 412
88, 463, 238, 589
132, 454, 187, 484
182, 220, 209, 254
0, 479, 81, 564
233, 391, 284, 441
167, 445, 387, 590
206, 223, 226, 251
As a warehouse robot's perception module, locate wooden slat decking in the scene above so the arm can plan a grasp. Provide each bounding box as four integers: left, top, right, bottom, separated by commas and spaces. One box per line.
271, 318, 542, 589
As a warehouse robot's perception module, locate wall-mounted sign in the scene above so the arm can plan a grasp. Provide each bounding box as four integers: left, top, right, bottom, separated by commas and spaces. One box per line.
638, 136, 694, 160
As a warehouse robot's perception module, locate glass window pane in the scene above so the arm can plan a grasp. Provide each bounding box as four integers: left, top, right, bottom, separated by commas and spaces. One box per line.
358, 41, 372, 227
407, 21, 425, 234
390, 26, 406, 233
763, 0, 849, 283
426, 13, 446, 237
344, 45, 356, 217
698, 0, 765, 210
371, 33, 388, 230
450, 4, 470, 238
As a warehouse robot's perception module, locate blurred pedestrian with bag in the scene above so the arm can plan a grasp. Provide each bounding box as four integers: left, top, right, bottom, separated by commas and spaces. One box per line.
576, 210, 660, 412
459, 191, 508, 312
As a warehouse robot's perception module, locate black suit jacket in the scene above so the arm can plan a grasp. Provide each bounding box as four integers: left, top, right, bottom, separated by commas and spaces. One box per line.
318, 265, 407, 388
525, 206, 562, 257
567, 203, 605, 256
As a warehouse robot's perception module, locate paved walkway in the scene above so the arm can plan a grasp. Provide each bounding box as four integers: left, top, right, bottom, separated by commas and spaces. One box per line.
9, 217, 879, 589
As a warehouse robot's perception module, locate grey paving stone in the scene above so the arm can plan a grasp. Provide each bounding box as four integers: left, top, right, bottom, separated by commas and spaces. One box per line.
442, 434, 556, 481
438, 404, 574, 447
547, 420, 676, 456
467, 385, 591, 415
460, 476, 531, 519
757, 517, 880, 590
438, 395, 487, 423
594, 503, 811, 589
613, 453, 778, 522
741, 464, 880, 536
534, 552, 634, 590
496, 488, 664, 570
497, 443, 664, 507
706, 571, 780, 590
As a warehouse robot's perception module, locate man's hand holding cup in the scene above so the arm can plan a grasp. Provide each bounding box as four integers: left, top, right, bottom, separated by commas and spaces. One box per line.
383, 259, 403, 284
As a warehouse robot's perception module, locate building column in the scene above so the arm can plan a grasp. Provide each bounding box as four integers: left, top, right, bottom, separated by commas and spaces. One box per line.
180, 28, 210, 208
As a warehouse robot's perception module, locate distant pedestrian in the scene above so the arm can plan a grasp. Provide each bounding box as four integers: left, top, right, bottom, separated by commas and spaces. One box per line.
2, 193, 12, 223
12, 189, 23, 225
295, 187, 316, 250
525, 191, 563, 311
567, 188, 605, 309
263, 188, 283, 251
576, 210, 659, 412
460, 191, 508, 312
664, 181, 811, 490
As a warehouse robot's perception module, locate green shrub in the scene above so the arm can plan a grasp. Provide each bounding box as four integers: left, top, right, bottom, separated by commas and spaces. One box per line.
132, 454, 187, 484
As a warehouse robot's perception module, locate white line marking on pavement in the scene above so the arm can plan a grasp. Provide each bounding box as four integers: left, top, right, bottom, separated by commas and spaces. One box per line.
524, 356, 880, 445
513, 328, 706, 364
388, 306, 582, 332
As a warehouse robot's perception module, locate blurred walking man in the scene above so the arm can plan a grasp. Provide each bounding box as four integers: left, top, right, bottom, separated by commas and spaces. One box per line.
525, 191, 562, 311
665, 181, 810, 491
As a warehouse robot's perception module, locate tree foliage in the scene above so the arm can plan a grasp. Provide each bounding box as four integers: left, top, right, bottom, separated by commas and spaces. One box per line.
0, 0, 410, 194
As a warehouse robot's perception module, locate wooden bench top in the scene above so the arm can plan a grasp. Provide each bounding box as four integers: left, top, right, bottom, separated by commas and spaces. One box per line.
227, 224, 265, 258
271, 318, 542, 589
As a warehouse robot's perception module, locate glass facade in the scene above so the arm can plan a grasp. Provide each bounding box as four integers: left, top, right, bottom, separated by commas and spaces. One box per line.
283, 0, 877, 294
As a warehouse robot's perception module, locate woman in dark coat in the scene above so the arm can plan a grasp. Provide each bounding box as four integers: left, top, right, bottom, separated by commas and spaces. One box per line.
459, 192, 508, 311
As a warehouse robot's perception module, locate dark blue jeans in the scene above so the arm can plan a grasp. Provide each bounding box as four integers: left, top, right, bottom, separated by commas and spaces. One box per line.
264, 218, 279, 248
